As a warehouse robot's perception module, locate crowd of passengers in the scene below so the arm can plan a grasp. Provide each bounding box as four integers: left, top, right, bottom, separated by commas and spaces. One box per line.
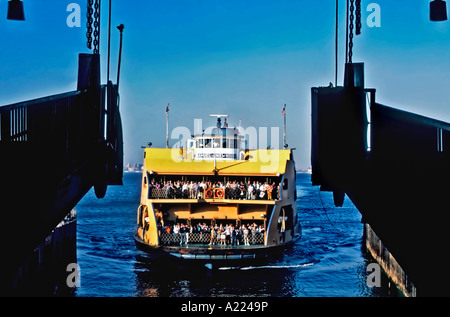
159, 222, 265, 246
148, 179, 279, 200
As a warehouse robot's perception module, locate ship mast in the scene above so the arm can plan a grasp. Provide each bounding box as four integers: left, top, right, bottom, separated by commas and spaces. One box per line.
282, 104, 287, 149
209, 114, 228, 175
165, 103, 169, 148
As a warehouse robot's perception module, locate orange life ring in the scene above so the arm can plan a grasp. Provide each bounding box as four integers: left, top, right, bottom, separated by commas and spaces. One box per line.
215, 188, 224, 198
205, 188, 213, 198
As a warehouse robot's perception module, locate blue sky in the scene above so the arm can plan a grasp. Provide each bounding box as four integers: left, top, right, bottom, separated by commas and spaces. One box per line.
0, 1, 449, 169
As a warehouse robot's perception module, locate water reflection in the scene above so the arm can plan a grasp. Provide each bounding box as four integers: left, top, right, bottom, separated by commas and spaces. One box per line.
133, 251, 312, 297
133, 239, 400, 297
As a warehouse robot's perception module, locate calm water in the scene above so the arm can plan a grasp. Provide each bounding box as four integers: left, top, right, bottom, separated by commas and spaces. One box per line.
74, 172, 396, 297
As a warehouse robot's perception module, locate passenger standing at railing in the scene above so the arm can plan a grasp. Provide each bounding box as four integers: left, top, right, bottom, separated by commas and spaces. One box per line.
164, 181, 173, 199
252, 181, 258, 199
180, 223, 188, 245
173, 223, 180, 237
193, 182, 198, 199
225, 182, 231, 199
225, 225, 231, 244
247, 182, 253, 200
164, 181, 169, 198
243, 225, 250, 245
198, 181, 205, 199
250, 182, 256, 200
239, 182, 246, 199
174, 181, 181, 198
251, 224, 257, 244
188, 181, 194, 198
259, 225, 265, 236
210, 227, 216, 245
170, 181, 175, 198
220, 230, 226, 245
231, 226, 237, 246
182, 181, 189, 198
236, 226, 242, 245
259, 183, 266, 199
231, 181, 237, 199
267, 183, 273, 200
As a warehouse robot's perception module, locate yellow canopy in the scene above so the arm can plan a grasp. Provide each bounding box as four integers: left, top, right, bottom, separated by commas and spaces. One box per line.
144, 148, 292, 176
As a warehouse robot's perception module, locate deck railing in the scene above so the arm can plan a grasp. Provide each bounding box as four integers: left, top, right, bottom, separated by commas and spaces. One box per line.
147, 187, 276, 200
0, 90, 96, 181
159, 231, 265, 246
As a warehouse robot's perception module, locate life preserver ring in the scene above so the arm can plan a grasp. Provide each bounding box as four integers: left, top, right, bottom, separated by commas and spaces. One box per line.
205, 189, 213, 198
215, 188, 224, 198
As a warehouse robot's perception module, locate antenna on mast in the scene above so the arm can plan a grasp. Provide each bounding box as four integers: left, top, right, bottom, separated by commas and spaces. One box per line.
209, 114, 229, 128
282, 104, 287, 149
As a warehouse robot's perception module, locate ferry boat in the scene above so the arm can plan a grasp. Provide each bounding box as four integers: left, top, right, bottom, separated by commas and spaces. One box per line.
134, 115, 301, 263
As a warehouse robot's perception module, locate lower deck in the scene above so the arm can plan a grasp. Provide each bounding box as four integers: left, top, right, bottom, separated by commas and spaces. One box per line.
138, 198, 275, 247
134, 229, 299, 261
151, 198, 275, 224
159, 229, 265, 246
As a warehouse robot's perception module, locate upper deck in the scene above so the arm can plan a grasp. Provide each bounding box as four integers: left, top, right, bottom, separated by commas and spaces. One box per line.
186, 115, 245, 161
144, 115, 293, 176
